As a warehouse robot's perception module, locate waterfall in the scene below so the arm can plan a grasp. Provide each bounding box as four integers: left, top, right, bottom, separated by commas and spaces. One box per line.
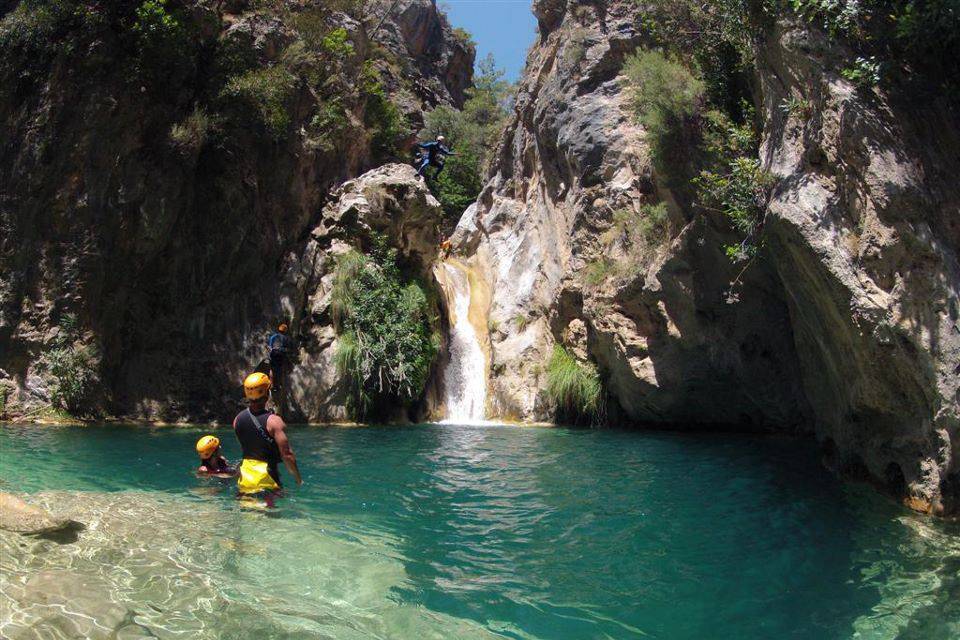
437, 262, 487, 423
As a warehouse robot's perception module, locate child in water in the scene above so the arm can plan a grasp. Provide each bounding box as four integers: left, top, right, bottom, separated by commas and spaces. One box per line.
195, 436, 236, 477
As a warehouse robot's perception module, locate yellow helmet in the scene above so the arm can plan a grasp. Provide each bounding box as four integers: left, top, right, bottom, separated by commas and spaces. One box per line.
196, 435, 220, 458
243, 372, 271, 401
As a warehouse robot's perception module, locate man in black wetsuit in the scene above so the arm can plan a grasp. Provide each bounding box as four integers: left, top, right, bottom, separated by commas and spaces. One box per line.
234, 372, 302, 504
414, 135, 455, 179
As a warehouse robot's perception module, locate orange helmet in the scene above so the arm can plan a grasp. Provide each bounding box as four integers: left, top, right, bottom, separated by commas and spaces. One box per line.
243, 372, 271, 401
196, 435, 220, 458
278, 323, 288, 333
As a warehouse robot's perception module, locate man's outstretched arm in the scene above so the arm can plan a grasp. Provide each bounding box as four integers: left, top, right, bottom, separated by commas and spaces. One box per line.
268, 415, 302, 485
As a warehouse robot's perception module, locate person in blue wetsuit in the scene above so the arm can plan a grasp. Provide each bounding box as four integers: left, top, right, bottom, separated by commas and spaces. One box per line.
415, 135, 455, 179
267, 323, 292, 388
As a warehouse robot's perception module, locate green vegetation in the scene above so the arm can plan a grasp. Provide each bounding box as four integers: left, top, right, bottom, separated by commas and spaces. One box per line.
789, 0, 960, 87
624, 47, 769, 260
169, 106, 212, 153
627, 0, 960, 262
223, 65, 297, 139
841, 56, 882, 88
360, 62, 409, 158
780, 95, 813, 120
640, 0, 960, 92
584, 259, 615, 287
423, 54, 512, 220
1, 0, 413, 154
131, 0, 195, 89
41, 314, 99, 418
623, 50, 706, 188
637, 203, 670, 245
563, 27, 591, 70
545, 345, 602, 424
587, 203, 671, 287
452, 27, 476, 49
694, 158, 774, 260
0, 1, 76, 59
331, 240, 439, 419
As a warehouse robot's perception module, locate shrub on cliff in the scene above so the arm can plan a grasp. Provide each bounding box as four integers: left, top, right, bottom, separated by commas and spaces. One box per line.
331, 241, 439, 419
223, 65, 297, 139
41, 314, 100, 418
360, 63, 409, 159
624, 50, 705, 187
545, 346, 603, 424
624, 49, 770, 260
169, 106, 212, 153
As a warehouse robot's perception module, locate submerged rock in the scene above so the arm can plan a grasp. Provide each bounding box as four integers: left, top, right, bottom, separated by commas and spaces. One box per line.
0, 492, 76, 535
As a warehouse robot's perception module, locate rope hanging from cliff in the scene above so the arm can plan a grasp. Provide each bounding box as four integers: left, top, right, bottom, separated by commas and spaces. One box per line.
371, 0, 404, 38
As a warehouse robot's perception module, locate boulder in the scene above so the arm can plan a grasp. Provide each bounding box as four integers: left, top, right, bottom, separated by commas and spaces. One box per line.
0, 492, 77, 535
280, 163, 444, 422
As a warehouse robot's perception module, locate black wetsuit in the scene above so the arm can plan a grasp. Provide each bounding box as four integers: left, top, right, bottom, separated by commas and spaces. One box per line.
268, 333, 292, 387
234, 408, 282, 487
200, 455, 232, 473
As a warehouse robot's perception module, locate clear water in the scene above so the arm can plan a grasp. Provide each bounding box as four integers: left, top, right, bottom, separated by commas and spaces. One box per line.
1, 423, 958, 640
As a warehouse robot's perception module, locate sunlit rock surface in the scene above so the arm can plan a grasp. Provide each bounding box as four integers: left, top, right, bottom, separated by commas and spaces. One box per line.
452, 1, 960, 512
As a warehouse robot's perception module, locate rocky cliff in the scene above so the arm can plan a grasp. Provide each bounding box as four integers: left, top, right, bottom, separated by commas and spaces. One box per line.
0, 0, 470, 421
451, 0, 959, 514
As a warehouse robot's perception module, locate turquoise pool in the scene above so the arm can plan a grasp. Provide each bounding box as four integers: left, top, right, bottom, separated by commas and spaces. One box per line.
0, 423, 958, 639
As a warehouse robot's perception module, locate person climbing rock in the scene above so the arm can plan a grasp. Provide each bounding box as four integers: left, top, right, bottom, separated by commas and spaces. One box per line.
414, 135, 455, 179
267, 323, 293, 389
195, 435, 236, 477
233, 372, 302, 506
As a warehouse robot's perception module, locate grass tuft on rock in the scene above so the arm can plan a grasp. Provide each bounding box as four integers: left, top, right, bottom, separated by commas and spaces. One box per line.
546, 345, 602, 423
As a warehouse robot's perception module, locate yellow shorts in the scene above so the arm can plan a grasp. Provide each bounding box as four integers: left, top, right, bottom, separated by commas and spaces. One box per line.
237, 459, 280, 494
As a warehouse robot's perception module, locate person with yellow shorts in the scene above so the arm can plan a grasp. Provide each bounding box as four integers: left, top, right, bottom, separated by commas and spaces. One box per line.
232, 372, 302, 506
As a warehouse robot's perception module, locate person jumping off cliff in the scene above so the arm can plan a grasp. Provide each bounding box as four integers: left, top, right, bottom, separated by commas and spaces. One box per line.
414, 135, 455, 180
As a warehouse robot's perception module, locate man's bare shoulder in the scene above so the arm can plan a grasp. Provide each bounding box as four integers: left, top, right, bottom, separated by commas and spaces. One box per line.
266, 412, 286, 432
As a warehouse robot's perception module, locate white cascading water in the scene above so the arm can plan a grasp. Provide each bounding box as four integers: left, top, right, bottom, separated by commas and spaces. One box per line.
439, 262, 487, 423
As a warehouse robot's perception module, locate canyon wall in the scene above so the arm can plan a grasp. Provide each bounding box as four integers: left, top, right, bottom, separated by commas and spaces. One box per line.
0, 0, 470, 422
451, 0, 959, 513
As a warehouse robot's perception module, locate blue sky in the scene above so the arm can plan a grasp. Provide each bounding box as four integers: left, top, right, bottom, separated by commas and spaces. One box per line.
440, 1, 538, 82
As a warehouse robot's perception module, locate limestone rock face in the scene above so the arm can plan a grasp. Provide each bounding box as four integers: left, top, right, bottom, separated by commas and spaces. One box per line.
373, 0, 475, 112
755, 21, 960, 514
455, 2, 959, 512
453, 0, 806, 426
0, 1, 471, 422
279, 164, 443, 422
